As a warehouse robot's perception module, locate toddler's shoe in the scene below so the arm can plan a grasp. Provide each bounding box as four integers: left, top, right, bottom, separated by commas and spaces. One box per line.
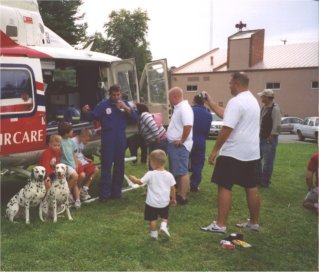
150, 231, 158, 240
160, 225, 171, 238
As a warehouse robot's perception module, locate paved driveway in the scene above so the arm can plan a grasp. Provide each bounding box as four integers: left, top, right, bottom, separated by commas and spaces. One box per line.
279, 134, 317, 144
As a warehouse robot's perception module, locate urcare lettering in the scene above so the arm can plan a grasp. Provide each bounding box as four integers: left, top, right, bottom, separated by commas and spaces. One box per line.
0, 130, 43, 145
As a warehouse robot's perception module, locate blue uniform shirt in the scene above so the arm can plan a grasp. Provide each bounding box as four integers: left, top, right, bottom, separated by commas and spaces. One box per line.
90, 99, 138, 133
192, 104, 212, 145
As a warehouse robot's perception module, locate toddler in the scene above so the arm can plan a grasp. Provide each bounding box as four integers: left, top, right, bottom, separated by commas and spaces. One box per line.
129, 149, 176, 239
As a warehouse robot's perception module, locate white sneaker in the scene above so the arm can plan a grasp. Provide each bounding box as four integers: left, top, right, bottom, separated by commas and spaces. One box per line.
236, 220, 260, 232
150, 231, 158, 240
80, 188, 91, 201
74, 200, 81, 209
160, 225, 171, 238
200, 221, 227, 234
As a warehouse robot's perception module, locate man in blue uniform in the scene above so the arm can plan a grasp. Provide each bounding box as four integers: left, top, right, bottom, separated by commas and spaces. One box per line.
82, 85, 138, 201
190, 93, 212, 192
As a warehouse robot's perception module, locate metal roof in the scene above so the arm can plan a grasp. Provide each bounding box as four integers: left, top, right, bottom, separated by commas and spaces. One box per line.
172, 42, 318, 74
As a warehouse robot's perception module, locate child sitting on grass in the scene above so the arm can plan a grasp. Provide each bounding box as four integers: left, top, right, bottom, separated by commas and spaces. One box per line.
129, 149, 176, 240
72, 128, 99, 200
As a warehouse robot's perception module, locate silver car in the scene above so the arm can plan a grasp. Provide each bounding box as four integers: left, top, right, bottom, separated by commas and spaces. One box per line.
280, 117, 303, 134
208, 113, 223, 138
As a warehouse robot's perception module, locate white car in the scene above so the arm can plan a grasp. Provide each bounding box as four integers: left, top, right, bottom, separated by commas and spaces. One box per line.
295, 117, 318, 141
208, 113, 223, 138
280, 117, 303, 134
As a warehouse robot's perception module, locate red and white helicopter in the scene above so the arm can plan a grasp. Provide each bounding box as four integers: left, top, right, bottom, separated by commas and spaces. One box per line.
0, 0, 170, 177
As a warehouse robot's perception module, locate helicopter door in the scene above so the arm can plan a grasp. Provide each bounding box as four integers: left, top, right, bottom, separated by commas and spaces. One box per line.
110, 58, 139, 103
139, 59, 170, 126
110, 59, 139, 137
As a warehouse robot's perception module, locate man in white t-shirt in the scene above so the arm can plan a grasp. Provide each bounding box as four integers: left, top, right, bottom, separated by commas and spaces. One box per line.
200, 72, 261, 234
167, 87, 194, 205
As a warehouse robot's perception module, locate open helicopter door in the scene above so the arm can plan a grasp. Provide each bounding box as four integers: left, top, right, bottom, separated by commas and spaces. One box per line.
139, 59, 170, 126
106, 58, 139, 137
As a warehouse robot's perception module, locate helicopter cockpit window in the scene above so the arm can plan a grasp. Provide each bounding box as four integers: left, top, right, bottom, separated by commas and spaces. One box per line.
0, 67, 35, 115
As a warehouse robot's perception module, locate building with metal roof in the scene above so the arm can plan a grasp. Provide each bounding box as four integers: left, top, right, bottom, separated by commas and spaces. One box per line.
171, 29, 318, 118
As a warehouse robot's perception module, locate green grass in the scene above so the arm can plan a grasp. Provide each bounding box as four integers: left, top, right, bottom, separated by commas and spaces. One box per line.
1, 141, 318, 271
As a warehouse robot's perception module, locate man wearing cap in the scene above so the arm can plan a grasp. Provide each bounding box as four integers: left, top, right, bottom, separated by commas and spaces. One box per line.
257, 89, 282, 188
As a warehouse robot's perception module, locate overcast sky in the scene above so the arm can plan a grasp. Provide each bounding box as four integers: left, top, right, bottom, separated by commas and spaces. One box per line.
81, 0, 318, 67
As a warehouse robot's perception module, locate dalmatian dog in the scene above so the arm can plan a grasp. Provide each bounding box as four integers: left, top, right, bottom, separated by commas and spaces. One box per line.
39, 163, 73, 223
6, 166, 47, 224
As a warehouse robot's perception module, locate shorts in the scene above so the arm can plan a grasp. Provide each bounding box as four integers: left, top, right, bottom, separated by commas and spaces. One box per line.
66, 165, 76, 179
144, 203, 169, 221
77, 162, 96, 176
167, 142, 189, 177
212, 156, 258, 191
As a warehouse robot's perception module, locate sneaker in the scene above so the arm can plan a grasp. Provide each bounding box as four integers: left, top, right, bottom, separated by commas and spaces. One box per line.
80, 188, 91, 201
236, 220, 260, 232
200, 221, 227, 234
150, 231, 158, 240
74, 200, 81, 209
160, 225, 171, 238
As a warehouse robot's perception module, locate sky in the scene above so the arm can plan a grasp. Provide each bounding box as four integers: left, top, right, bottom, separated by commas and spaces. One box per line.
81, 0, 318, 68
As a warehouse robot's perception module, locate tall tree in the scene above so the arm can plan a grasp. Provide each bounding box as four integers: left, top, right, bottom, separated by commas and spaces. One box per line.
103, 9, 152, 76
38, 0, 87, 45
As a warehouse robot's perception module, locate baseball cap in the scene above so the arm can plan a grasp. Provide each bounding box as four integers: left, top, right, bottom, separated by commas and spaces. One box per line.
257, 89, 274, 98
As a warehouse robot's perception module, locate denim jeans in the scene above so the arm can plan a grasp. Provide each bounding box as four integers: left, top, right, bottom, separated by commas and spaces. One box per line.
257, 136, 278, 187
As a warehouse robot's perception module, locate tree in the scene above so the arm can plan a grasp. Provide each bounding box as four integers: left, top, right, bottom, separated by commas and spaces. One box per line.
103, 9, 152, 76
38, 0, 87, 45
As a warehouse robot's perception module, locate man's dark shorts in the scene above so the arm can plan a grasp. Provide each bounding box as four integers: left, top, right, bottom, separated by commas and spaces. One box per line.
212, 156, 258, 190
144, 204, 169, 221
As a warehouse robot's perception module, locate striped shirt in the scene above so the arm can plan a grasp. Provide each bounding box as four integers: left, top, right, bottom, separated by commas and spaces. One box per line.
139, 112, 166, 143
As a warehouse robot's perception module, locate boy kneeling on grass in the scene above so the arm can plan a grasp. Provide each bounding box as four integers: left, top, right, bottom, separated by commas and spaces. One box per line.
129, 149, 176, 240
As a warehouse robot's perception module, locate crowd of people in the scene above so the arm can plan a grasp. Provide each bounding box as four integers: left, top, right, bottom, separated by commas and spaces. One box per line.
37, 72, 316, 239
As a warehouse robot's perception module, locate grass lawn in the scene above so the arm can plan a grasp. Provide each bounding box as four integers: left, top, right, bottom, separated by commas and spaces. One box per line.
1, 141, 318, 271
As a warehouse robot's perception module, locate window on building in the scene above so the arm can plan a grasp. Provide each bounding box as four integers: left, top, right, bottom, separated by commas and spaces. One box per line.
266, 82, 280, 90
186, 85, 198, 92
187, 76, 199, 82
311, 81, 318, 89
203, 76, 210, 81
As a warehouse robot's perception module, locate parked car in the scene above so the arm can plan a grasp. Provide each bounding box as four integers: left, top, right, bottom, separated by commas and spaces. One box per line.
295, 117, 319, 141
280, 117, 303, 134
208, 113, 223, 138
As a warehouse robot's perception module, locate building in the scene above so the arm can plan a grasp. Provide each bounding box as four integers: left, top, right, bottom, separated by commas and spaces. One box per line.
171, 29, 318, 118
